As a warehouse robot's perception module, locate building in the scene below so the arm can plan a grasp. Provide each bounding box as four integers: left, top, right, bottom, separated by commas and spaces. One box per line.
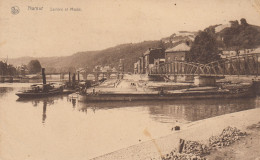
165, 42, 191, 63
102, 66, 112, 72
154, 58, 165, 66
139, 56, 145, 74
143, 48, 165, 74
134, 62, 139, 74
221, 48, 258, 58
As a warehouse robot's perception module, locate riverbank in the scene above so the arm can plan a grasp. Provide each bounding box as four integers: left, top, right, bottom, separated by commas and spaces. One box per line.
92, 108, 260, 160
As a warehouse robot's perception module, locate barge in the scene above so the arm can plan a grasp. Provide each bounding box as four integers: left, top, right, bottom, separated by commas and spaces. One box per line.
78, 84, 256, 102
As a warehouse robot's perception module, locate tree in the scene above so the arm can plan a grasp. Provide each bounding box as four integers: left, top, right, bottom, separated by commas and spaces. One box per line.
222, 18, 260, 50
0, 61, 8, 75
7, 64, 17, 75
27, 60, 42, 74
0, 61, 17, 75
187, 31, 220, 64
240, 18, 248, 26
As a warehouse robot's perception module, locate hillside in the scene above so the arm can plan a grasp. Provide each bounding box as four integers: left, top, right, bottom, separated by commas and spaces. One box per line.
5, 19, 260, 73
6, 32, 196, 73
6, 41, 164, 73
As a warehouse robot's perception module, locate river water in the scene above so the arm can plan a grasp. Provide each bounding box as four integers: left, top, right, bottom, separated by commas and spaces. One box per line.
0, 83, 259, 160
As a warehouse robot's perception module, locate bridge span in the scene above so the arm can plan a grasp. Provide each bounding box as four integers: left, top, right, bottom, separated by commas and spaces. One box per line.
150, 53, 260, 77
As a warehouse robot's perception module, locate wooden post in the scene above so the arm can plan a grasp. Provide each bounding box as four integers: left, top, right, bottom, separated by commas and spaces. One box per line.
177, 62, 179, 75
173, 62, 175, 76
223, 62, 225, 76
180, 62, 183, 75
257, 55, 259, 77
178, 139, 185, 153
78, 71, 80, 83
238, 57, 240, 77
42, 68, 46, 84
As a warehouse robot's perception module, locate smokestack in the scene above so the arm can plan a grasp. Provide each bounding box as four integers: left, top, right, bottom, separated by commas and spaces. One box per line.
72, 73, 76, 88
42, 68, 46, 84
69, 72, 71, 86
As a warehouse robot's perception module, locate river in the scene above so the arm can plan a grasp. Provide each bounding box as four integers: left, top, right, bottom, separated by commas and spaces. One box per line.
0, 83, 259, 160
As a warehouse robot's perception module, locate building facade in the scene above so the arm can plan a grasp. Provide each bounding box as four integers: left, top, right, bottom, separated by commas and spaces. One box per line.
143, 48, 165, 74
165, 42, 190, 63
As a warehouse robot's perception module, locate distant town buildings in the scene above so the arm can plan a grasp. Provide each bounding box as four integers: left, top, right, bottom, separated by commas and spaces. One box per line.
134, 42, 191, 74
16, 65, 29, 75
220, 47, 260, 58
134, 48, 165, 74
161, 31, 196, 44
92, 65, 116, 73
134, 42, 260, 74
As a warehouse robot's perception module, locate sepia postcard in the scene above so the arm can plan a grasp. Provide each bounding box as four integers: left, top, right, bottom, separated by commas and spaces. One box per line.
1, 0, 260, 160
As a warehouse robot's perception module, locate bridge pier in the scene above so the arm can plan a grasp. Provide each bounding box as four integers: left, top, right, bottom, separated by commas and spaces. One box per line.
185, 75, 194, 82
0, 77, 5, 83
95, 73, 99, 82
167, 75, 187, 82
194, 76, 216, 87
106, 72, 111, 79
8, 77, 13, 83
60, 73, 64, 80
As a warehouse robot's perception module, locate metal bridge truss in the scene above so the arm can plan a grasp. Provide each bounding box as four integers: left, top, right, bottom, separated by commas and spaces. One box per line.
149, 53, 260, 76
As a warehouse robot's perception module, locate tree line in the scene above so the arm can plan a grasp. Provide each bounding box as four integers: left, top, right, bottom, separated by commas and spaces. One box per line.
0, 59, 42, 76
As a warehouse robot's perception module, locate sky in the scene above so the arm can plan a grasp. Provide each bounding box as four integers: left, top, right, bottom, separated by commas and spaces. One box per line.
0, 0, 260, 58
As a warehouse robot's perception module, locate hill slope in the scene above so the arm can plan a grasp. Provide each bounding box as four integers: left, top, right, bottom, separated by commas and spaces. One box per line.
6, 20, 260, 73
6, 41, 163, 72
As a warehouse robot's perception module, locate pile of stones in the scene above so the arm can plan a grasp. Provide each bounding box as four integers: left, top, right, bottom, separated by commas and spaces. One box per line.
209, 126, 247, 148
162, 151, 207, 160
182, 140, 210, 156
161, 126, 247, 160
162, 140, 209, 160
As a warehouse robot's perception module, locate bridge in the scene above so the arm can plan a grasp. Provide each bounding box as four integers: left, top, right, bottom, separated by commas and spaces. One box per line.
149, 53, 260, 86
0, 75, 24, 83
83, 71, 118, 81
150, 53, 260, 77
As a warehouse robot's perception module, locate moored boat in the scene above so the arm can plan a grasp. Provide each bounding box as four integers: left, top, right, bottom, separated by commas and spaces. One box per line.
78, 84, 256, 102
15, 68, 66, 98
16, 83, 64, 98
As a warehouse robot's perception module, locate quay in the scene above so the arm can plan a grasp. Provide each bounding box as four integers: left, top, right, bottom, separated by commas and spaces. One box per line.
92, 108, 260, 160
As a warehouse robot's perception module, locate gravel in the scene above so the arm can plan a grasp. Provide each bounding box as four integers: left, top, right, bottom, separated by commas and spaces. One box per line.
161, 126, 247, 160
209, 126, 247, 148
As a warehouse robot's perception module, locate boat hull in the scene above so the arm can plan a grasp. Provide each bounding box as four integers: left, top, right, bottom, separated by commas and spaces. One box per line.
79, 89, 255, 102
16, 90, 63, 98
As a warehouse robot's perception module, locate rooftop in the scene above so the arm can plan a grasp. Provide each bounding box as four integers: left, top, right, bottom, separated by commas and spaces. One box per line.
251, 47, 260, 53
143, 48, 164, 56
165, 43, 191, 52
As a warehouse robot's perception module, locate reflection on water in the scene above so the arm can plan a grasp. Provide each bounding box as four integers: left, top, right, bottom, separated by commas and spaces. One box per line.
10, 86, 259, 125
42, 101, 47, 123
17, 95, 65, 124
0, 83, 260, 160
0, 87, 13, 97
75, 97, 258, 124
